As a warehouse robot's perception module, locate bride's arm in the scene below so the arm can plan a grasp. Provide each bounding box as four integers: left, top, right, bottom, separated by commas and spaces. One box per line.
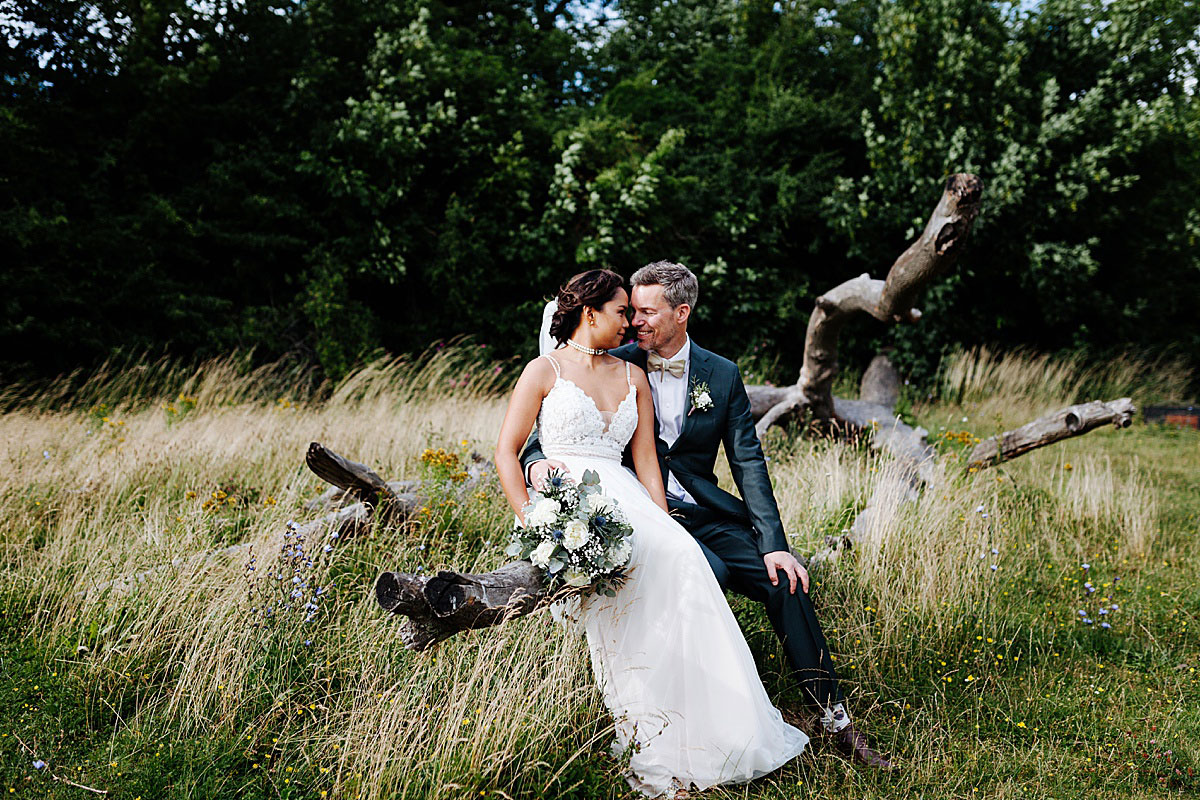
495, 359, 554, 523
629, 368, 669, 513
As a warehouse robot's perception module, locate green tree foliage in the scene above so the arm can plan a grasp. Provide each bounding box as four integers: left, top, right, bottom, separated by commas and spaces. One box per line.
298, 0, 588, 375
557, 0, 872, 362
2, 0, 321, 378
824, 0, 1200, 380
1, 0, 1197, 386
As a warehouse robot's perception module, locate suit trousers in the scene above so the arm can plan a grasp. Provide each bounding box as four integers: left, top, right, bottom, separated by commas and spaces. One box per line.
671, 502, 845, 710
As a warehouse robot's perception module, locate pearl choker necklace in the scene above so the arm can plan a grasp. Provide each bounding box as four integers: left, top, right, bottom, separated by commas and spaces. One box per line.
566, 338, 605, 356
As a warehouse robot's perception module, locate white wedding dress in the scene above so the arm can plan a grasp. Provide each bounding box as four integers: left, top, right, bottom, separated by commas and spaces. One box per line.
536, 354, 808, 796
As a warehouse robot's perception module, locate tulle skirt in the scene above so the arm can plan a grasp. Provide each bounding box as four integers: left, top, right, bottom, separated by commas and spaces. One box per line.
548, 451, 808, 796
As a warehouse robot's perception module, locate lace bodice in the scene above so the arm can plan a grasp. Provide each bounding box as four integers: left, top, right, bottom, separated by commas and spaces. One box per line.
538, 355, 638, 462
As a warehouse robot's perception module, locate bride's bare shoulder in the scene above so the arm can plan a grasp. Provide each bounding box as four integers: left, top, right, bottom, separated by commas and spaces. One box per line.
515, 355, 558, 394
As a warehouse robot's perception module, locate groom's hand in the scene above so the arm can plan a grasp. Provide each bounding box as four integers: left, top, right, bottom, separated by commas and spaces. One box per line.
763, 551, 809, 594
528, 458, 569, 491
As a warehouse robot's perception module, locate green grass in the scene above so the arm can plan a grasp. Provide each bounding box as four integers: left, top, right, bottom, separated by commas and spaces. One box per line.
2, 350, 1198, 799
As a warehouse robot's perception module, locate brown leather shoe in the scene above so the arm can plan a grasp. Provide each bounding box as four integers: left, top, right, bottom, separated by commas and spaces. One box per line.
828, 723, 896, 770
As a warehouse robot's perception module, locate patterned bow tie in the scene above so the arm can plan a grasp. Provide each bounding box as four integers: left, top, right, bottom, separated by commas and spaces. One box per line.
647, 352, 686, 378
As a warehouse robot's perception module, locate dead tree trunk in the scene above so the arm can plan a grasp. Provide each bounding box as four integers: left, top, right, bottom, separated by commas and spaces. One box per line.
755, 173, 984, 434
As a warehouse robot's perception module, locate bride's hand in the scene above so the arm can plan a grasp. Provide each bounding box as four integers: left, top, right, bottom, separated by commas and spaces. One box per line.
529, 458, 569, 491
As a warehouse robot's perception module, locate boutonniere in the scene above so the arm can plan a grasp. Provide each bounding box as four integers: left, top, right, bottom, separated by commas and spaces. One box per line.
688, 380, 714, 415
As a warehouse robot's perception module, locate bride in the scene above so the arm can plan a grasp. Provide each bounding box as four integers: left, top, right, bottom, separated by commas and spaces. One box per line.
494, 269, 808, 797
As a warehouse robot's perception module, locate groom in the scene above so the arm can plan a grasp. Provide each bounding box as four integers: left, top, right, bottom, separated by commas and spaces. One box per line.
523, 261, 892, 769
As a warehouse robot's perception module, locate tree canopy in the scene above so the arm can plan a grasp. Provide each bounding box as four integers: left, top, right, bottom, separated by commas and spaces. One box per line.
3, 0, 1198, 387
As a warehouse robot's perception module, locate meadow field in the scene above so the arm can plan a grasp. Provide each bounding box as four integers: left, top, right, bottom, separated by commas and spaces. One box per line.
2, 347, 1197, 800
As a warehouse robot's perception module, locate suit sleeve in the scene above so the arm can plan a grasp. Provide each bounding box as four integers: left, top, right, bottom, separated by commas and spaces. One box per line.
519, 427, 546, 487
722, 366, 789, 555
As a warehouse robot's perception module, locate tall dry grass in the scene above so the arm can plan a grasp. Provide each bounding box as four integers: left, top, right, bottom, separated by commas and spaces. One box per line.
0, 344, 1188, 798
1, 346, 601, 798
933, 346, 1194, 431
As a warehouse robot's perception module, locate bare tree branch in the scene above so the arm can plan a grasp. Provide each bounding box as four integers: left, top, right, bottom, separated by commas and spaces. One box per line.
966, 398, 1136, 470
787, 174, 983, 423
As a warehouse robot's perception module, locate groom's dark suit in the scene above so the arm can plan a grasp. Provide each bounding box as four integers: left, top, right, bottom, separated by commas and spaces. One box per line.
522, 341, 843, 709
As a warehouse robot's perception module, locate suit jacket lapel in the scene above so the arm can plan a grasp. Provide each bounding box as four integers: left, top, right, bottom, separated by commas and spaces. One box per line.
673, 342, 713, 452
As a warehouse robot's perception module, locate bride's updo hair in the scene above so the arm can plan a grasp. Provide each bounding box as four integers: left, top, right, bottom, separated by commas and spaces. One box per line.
549, 269, 626, 345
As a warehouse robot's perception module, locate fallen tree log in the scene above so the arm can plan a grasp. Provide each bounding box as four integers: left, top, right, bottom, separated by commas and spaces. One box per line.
305, 442, 398, 504
807, 398, 1138, 564
376, 561, 545, 650
859, 353, 902, 409
966, 398, 1136, 470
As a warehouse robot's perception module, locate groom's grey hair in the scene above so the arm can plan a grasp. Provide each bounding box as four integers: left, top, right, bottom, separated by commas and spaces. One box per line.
630, 260, 699, 309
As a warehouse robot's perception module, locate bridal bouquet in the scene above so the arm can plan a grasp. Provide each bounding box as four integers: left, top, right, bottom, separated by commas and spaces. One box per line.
506, 469, 633, 597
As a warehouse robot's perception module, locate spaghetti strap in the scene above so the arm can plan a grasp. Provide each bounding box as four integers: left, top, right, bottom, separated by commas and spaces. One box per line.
541, 353, 561, 377
625, 360, 633, 387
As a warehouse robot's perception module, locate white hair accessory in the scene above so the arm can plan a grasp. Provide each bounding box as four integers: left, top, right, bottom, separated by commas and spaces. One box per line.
538, 299, 558, 356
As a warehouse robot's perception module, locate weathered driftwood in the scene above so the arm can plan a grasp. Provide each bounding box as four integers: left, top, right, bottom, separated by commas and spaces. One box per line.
376, 561, 545, 650
859, 354, 902, 409
966, 398, 1136, 470
745, 385, 791, 420
305, 442, 397, 503
806, 394, 938, 564
757, 173, 983, 428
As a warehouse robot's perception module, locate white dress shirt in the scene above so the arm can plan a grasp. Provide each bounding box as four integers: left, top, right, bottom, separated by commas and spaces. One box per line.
647, 337, 697, 504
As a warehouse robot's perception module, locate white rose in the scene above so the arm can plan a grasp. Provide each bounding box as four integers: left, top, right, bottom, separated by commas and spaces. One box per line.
696, 391, 712, 407
563, 519, 591, 551
530, 540, 558, 568
585, 494, 615, 515
563, 569, 590, 587
607, 538, 632, 566
526, 497, 561, 528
